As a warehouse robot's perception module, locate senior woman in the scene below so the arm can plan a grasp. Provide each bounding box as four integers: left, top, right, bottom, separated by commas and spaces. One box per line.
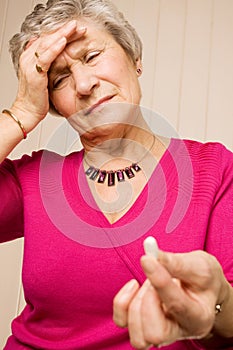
0, 0, 233, 349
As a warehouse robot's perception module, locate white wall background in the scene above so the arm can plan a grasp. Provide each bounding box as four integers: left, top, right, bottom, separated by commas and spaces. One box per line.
0, 0, 233, 347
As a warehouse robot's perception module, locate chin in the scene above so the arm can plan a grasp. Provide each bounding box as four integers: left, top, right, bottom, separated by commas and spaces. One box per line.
81, 124, 126, 145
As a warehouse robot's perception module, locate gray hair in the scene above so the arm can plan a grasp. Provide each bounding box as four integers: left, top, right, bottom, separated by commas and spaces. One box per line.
9, 0, 143, 74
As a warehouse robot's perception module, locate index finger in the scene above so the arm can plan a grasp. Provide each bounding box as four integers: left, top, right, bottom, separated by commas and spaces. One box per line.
113, 279, 139, 328
158, 250, 222, 290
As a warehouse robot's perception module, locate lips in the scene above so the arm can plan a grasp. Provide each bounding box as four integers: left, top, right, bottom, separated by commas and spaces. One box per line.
84, 95, 115, 115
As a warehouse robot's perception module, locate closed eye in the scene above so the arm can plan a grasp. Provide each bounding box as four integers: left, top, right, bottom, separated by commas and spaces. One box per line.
85, 51, 101, 63
52, 73, 70, 90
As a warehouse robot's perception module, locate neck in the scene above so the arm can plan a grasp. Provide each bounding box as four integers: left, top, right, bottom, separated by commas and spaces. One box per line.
83, 131, 157, 187
83, 116, 155, 169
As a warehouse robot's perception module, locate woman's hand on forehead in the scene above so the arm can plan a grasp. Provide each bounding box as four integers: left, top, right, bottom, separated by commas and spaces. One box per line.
13, 21, 87, 125
25, 20, 86, 52
28, 21, 87, 69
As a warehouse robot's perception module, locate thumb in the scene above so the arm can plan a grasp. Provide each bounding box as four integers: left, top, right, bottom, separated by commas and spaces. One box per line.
140, 254, 175, 289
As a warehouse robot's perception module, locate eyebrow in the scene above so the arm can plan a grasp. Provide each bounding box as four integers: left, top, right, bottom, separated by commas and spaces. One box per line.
48, 54, 69, 77
49, 63, 68, 77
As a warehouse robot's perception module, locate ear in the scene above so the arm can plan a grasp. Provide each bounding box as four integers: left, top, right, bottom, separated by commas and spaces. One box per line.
136, 58, 143, 76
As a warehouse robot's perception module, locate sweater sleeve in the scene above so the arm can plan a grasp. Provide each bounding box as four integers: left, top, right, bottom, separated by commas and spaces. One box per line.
204, 144, 233, 285
0, 158, 24, 243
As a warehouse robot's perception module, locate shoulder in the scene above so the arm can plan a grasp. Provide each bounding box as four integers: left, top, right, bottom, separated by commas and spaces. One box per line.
175, 139, 233, 203
9, 149, 84, 174
181, 139, 233, 176
170, 138, 232, 170
182, 138, 232, 158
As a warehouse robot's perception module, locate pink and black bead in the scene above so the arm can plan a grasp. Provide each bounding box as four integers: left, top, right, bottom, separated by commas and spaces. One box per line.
85, 163, 141, 186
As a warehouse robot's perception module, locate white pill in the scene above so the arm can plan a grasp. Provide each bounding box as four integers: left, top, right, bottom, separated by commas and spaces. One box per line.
143, 236, 159, 259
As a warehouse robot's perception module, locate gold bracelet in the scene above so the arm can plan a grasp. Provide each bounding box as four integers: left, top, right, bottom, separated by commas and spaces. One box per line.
2, 109, 27, 139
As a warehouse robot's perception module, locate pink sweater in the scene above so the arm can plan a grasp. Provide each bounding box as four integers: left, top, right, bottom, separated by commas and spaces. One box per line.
1, 138, 233, 350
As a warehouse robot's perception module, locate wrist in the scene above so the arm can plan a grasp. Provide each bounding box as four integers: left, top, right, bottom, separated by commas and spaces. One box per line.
2, 109, 27, 139
213, 281, 233, 337
10, 103, 45, 134
192, 282, 233, 349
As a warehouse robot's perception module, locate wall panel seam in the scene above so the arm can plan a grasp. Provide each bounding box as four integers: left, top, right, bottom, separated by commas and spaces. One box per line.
176, 0, 188, 134
0, 0, 9, 58
204, 0, 215, 141
150, 0, 161, 109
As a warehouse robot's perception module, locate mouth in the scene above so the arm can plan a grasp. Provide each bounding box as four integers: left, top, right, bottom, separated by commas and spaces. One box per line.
84, 95, 115, 116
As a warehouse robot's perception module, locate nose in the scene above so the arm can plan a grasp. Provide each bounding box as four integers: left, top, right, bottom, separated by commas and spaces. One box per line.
72, 65, 99, 98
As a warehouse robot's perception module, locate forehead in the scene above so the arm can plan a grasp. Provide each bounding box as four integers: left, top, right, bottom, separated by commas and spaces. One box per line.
50, 18, 114, 68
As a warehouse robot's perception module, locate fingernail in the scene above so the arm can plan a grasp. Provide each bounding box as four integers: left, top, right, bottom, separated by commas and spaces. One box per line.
66, 20, 77, 29
137, 279, 151, 298
141, 256, 156, 274
78, 26, 87, 32
123, 279, 138, 293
